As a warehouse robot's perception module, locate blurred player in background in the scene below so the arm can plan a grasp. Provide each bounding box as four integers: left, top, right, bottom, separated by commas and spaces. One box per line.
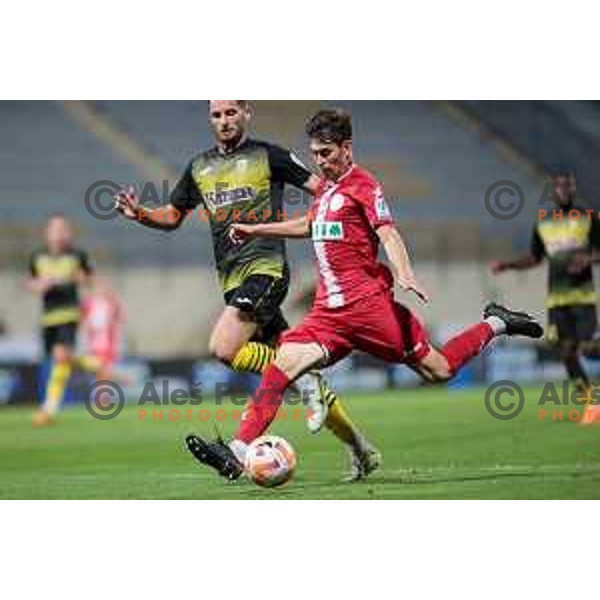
114, 100, 379, 480
81, 275, 124, 385
491, 170, 600, 424
185, 108, 544, 481
27, 214, 94, 426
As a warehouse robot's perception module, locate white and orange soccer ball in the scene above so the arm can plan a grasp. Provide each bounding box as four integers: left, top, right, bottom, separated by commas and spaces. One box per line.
244, 435, 297, 488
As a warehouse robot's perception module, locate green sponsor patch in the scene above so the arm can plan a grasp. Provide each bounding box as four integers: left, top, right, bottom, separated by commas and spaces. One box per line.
312, 221, 344, 241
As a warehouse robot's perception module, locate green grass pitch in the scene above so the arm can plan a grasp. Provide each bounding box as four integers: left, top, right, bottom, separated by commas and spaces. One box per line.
1, 386, 599, 499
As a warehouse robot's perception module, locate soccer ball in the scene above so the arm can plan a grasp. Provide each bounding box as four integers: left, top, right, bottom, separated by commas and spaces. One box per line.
244, 435, 297, 488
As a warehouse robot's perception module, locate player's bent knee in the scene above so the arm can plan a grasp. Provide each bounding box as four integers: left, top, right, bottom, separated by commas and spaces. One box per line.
53, 346, 72, 364
274, 343, 323, 382
415, 350, 453, 383
208, 337, 238, 365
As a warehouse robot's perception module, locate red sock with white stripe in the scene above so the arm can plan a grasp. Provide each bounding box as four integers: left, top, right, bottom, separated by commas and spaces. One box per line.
235, 364, 291, 445
441, 322, 497, 375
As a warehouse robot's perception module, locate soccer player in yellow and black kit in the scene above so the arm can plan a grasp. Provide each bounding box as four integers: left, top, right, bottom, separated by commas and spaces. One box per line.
491, 170, 600, 424
27, 214, 94, 426
115, 100, 379, 480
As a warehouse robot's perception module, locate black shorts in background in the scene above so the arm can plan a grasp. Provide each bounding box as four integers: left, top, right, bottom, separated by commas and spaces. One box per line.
547, 304, 598, 344
42, 323, 78, 356
224, 269, 290, 346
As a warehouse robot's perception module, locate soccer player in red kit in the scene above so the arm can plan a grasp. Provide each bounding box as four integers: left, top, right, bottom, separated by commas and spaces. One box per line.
81, 275, 124, 379
186, 108, 544, 481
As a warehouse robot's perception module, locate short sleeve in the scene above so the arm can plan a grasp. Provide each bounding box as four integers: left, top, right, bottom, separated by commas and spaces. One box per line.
530, 225, 545, 259
78, 250, 94, 275
170, 162, 204, 212
356, 181, 395, 230
266, 144, 312, 189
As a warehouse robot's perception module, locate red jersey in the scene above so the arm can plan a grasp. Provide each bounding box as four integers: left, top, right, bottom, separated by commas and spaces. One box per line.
311, 165, 395, 310
81, 294, 123, 358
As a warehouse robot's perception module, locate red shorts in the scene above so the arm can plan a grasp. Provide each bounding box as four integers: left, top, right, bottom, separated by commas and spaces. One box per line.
281, 291, 431, 366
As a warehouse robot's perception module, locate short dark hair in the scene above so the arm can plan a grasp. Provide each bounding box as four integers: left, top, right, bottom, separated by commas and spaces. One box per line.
306, 109, 352, 144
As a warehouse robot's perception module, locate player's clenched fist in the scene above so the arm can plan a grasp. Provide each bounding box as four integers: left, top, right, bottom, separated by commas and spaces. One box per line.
114, 186, 140, 220
229, 223, 257, 245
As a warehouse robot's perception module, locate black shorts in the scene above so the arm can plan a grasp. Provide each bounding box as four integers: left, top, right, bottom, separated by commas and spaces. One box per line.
42, 322, 78, 355
547, 304, 598, 344
224, 269, 290, 345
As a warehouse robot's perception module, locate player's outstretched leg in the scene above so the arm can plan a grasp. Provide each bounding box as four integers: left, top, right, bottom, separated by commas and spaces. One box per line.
483, 303, 544, 339
414, 303, 543, 383
33, 346, 74, 427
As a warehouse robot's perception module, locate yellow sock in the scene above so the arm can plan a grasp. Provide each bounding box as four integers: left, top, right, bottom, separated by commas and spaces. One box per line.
231, 342, 275, 374
43, 361, 73, 416
324, 389, 369, 452
74, 355, 101, 374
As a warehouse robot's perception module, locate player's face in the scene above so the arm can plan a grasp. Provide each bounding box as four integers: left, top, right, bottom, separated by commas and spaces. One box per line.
45, 217, 73, 253
209, 101, 250, 147
310, 139, 352, 181
554, 175, 576, 206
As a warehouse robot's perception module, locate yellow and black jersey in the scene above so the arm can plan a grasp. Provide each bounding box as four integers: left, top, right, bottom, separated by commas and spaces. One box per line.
532, 205, 600, 308
170, 139, 311, 293
29, 247, 93, 327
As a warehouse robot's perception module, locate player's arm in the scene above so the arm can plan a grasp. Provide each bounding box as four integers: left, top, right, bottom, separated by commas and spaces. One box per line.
378, 224, 429, 304
568, 211, 600, 273
114, 163, 201, 231
356, 181, 429, 303
229, 144, 317, 244
74, 250, 95, 287
490, 225, 544, 274
25, 275, 56, 295
25, 254, 56, 295
230, 217, 311, 244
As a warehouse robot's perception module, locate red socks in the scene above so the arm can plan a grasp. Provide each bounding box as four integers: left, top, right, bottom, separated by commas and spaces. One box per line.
236, 364, 291, 444
441, 323, 495, 375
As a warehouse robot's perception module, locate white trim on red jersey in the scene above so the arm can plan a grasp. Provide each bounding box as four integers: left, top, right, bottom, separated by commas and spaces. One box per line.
313, 184, 346, 308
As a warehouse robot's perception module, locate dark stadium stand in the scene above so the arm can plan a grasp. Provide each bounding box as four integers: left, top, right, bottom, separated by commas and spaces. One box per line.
459, 100, 600, 207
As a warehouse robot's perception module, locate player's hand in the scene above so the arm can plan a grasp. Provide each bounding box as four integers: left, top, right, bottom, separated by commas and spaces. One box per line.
229, 223, 256, 245
397, 276, 430, 304
568, 253, 591, 274
30, 276, 59, 295
114, 185, 140, 220
489, 260, 506, 275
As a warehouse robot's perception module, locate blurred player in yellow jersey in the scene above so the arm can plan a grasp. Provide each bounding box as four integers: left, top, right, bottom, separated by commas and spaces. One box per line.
27, 214, 95, 426
115, 100, 379, 480
492, 170, 600, 425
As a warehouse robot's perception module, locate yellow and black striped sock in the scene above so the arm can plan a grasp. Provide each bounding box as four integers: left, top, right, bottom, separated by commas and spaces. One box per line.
231, 342, 276, 374
43, 361, 73, 416
323, 386, 369, 453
